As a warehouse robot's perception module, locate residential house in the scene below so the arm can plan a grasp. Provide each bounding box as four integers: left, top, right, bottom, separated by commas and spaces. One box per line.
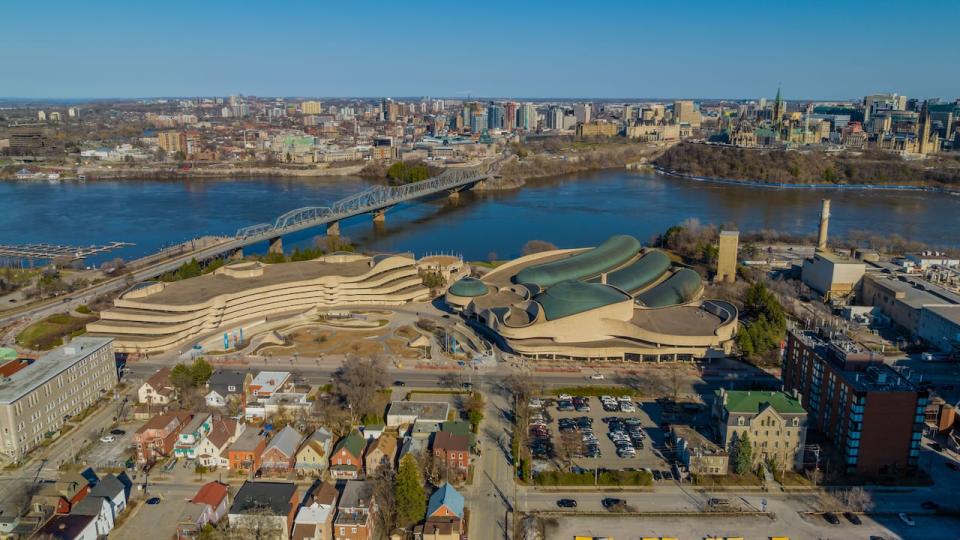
37, 514, 97, 540
413, 483, 464, 540
330, 432, 366, 480
361, 424, 384, 440
262, 426, 304, 475
205, 370, 250, 408
174, 413, 213, 459
228, 481, 299, 540
363, 434, 397, 477
431, 432, 470, 476
29, 471, 92, 516
69, 496, 113, 537
176, 481, 230, 539
88, 472, 132, 520
292, 481, 338, 540
227, 428, 268, 473
133, 412, 192, 463
296, 428, 333, 477
138, 367, 175, 404
196, 417, 243, 469
333, 481, 376, 540
248, 371, 294, 399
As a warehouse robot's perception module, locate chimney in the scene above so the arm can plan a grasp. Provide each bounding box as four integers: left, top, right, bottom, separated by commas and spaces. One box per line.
817, 199, 831, 251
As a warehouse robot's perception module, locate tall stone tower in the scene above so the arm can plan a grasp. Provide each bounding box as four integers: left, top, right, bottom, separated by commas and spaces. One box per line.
715, 230, 739, 283
773, 86, 785, 138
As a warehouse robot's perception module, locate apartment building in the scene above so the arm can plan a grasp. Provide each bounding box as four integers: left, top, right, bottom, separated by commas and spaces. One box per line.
782, 327, 928, 475
712, 389, 808, 471
0, 337, 116, 461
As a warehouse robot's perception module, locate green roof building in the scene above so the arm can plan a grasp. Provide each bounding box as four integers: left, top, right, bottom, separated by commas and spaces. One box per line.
712, 389, 808, 472
514, 234, 641, 287
533, 280, 630, 321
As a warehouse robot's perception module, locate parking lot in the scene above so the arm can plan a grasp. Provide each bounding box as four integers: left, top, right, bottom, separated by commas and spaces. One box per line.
83, 419, 142, 469
529, 395, 707, 477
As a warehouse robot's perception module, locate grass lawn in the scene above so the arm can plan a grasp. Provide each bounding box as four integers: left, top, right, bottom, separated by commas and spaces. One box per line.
536, 469, 653, 487
16, 312, 96, 350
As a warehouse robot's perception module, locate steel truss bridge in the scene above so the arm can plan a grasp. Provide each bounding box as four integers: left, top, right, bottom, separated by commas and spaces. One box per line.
234, 157, 504, 243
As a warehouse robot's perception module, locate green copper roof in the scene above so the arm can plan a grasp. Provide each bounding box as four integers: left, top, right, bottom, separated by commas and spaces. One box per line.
635, 268, 702, 308
514, 235, 641, 287
720, 390, 806, 415
602, 250, 671, 294
448, 277, 489, 297
333, 431, 366, 457
533, 280, 630, 321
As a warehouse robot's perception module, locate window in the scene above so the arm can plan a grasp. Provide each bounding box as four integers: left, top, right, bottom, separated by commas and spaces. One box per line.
737, 417, 744, 426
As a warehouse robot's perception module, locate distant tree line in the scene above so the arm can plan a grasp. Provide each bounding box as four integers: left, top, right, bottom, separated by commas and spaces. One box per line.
654, 142, 960, 186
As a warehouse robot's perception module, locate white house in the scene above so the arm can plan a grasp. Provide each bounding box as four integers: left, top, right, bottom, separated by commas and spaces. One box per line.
137, 367, 175, 405
88, 473, 131, 519
196, 418, 244, 469
70, 496, 114, 537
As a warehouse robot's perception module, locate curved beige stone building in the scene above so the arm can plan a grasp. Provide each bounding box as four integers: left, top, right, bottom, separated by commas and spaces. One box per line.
88, 253, 429, 353
445, 235, 738, 361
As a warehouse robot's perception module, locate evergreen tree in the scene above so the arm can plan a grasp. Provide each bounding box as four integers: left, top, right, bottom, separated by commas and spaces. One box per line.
734, 432, 753, 475
394, 455, 426, 527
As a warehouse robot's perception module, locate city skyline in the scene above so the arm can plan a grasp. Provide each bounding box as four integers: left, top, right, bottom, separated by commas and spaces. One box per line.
3, 0, 958, 100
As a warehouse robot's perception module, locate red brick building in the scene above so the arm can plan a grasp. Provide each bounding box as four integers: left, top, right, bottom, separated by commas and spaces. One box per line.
782, 328, 928, 476
432, 432, 470, 474
133, 412, 192, 463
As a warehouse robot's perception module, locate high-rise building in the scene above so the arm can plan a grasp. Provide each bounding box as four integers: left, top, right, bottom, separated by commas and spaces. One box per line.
67, 107, 79, 118
673, 100, 701, 127
715, 230, 738, 283
574, 103, 591, 124
547, 106, 564, 130
503, 102, 518, 130
469, 111, 488, 134
623, 104, 634, 124
301, 101, 322, 115
487, 104, 504, 129
782, 327, 927, 475
158, 131, 186, 153
519, 103, 538, 131
37, 110, 46, 122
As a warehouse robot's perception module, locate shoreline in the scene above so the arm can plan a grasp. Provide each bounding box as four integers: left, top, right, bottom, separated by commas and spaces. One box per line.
654, 167, 960, 195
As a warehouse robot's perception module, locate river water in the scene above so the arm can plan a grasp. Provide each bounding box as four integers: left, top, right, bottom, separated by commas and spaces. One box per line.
2, 170, 958, 265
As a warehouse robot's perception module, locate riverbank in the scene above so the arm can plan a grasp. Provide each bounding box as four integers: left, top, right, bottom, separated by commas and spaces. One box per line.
478, 140, 674, 191
1, 162, 368, 181
655, 167, 960, 195
653, 142, 960, 190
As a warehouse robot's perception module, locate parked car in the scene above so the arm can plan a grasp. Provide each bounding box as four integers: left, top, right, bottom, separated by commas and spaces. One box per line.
556, 498, 577, 508
146, 497, 161, 505
898, 513, 915, 526
843, 512, 862, 525
393, 380, 406, 387
590, 373, 605, 380
109, 429, 126, 436
99, 435, 116, 443
823, 512, 840, 525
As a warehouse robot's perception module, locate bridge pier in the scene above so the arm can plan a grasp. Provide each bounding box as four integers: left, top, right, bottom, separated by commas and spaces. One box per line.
231, 247, 244, 260
268, 236, 283, 255
372, 210, 386, 224
448, 190, 461, 202
326, 220, 340, 237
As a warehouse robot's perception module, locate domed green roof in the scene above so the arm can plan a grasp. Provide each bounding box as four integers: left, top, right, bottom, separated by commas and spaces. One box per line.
635, 268, 703, 308
603, 250, 671, 294
514, 235, 641, 287
534, 280, 630, 321
448, 277, 489, 297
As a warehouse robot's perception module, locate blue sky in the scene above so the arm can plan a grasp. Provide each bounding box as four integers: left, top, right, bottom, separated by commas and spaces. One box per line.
2, 0, 957, 100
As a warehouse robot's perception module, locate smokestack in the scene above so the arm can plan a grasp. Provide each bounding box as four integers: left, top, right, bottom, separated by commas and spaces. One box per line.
817, 199, 831, 251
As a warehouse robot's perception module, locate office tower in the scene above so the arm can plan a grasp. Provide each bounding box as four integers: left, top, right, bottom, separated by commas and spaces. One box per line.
574, 103, 591, 124
674, 100, 701, 127
503, 102, 518, 130
623, 104, 634, 124
486, 104, 504, 129
547, 106, 564, 130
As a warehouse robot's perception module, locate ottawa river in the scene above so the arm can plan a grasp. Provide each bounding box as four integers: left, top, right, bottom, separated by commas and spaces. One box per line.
2, 170, 959, 265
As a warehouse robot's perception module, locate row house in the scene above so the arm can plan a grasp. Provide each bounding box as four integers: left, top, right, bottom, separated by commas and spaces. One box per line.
261, 425, 304, 475
138, 367, 175, 405
296, 428, 333, 477
204, 369, 251, 409
229, 481, 299, 540
133, 412, 192, 463
228, 428, 268, 473
292, 481, 338, 540
174, 413, 213, 459
431, 432, 470, 476
363, 434, 397, 477
333, 481, 376, 540
196, 417, 244, 469
330, 432, 366, 480
176, 481, 230, 539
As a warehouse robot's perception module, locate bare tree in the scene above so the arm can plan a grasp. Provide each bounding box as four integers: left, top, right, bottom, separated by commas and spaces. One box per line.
314, 401, 353, 439
521, 240, 558, 256
332, 355, 387, 423
836, 487, 874, 512
228, 507, 285, 540
370, 464, 397, 534
555, 430, 582, 472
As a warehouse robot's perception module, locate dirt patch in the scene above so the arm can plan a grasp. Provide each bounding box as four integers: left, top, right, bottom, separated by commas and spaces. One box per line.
260, 327, 386, 357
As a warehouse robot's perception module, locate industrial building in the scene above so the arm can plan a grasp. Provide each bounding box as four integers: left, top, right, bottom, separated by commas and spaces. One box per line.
782, 327, 927, 476
800, 199, 866, 300
445, 235, 738, 362
87, 253, 430, 354
0, 337, 116, 461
